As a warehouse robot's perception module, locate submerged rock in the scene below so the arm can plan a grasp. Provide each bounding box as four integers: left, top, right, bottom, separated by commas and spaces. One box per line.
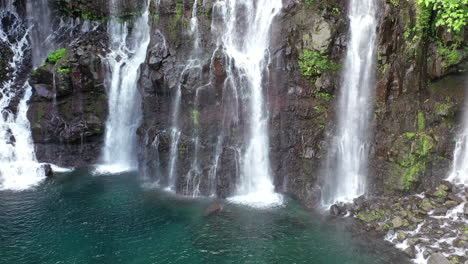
205, 204, 224, 217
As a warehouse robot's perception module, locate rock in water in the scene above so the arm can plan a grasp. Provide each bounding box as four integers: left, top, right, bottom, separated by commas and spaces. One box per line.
205, 204, 223, 217
330, 204, 341, 216
464, 203, 468, 216
428, 253, 450, 264
42, 164, 53, 178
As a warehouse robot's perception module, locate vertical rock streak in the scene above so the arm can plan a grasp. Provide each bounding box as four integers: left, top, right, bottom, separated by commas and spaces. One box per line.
321, 0, 377, 206
99, 0, 151, 173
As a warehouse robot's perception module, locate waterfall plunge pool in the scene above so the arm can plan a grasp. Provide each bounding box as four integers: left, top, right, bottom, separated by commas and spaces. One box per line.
0, 170, 410, 264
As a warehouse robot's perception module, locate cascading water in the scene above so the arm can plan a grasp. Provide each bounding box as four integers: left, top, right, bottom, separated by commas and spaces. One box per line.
321, 0, 377, 206
0, 3, 45, 190
448, 84, 468, 186
213, 0, 283, 207
98, 0, 151, 173
166, 0, 203, 192
26, 0, 55, 67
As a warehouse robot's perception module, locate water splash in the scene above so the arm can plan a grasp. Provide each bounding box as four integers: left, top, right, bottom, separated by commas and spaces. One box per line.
321, 0, 377, 206
98, 0, 151, 173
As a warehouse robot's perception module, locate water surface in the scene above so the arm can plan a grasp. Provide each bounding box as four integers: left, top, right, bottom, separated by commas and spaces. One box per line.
0, 170, 410, 264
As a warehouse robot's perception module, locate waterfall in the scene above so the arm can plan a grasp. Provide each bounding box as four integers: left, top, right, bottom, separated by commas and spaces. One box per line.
321, 0, 377, 206
0, 4, 45, 190
166, 0, 203, 192
26, 0, 55, 67
98, 0, 151, 173
448, 80, 468, 186
213, 0, 283, 207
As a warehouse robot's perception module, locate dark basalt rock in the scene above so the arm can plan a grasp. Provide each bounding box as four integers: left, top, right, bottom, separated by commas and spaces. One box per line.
27, 29, 108, 168
42, 164, 53, 178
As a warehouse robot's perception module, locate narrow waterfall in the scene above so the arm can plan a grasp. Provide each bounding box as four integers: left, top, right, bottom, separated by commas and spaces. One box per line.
321, 0, 377, 206
98, 0, 150, 173
215, 0, 283, 207
448, 83, 468, 186
26, 0, 55, 67
166, 0, 203, 192
0, 3, 45, 190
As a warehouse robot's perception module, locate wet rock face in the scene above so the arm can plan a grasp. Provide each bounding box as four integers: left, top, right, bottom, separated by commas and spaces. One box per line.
15, 0, 467, 206
27, 29, 109, 168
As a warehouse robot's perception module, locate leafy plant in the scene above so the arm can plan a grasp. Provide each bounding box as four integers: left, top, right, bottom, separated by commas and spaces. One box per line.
417, 0, 468, 32
298, 50, 339, 78
47, 48, 67, 64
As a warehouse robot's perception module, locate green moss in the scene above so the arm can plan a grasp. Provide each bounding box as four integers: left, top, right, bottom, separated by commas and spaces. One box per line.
305, 0, 314, 6
357, 209, 385, 223
191, 110, 200, 126
313, 105, 326, 113
47, 48, 67, 64
389, 0, 399, 7
298, 49, 339, 79
389, 132, 435, 192
152, 13, 160, 24
317, 92, 332, 102
175, 2, 184, 20
416, 111, 426, 132
57, 67, 70, 75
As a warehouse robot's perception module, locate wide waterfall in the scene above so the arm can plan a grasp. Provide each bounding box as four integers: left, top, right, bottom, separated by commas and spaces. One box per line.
321, 0, 377, 206
0, 2, 45, 190
214, 0, 283, 207
98, 0, 150, 173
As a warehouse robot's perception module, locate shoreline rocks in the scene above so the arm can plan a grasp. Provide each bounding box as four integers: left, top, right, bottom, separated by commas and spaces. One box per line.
330, 183, 468, 263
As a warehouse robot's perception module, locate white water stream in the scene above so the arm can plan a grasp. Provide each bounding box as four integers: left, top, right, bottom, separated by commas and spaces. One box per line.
321, 0, 377, 206
213, 0, 283, 207
98, 0, 151, 173
0, 3, 45, 190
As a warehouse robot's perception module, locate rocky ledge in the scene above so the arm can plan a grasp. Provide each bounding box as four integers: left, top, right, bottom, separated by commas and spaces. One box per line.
331, 182, 468, 264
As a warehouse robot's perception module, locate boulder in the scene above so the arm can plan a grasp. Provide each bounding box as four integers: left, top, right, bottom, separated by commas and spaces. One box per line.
42, 164, 53, 178
428, 253, 450, 264
392, 216, 404, 228
330, 204, 341, 216
403, 246, 416, 258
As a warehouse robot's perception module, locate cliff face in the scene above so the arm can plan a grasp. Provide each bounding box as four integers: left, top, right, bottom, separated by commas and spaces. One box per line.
22, 0, 467, 204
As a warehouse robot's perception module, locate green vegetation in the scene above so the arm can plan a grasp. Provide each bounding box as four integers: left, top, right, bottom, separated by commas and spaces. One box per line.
305, 0, 314, 6
390, 0, 399, 7
175, 3, 184, 20
152, 13, 160, 24
298, 50, 339, 78
416, 111, 426, 132
316, 92, 332, 102
437, 42, 464, 67
57, 67, 71, 75
47, 48, 67, 64
397, 133, 435, 191
313, 105, 326, 113
417, 0, 468, 32
191, 110, 200, 126
357, 209, 385, 223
